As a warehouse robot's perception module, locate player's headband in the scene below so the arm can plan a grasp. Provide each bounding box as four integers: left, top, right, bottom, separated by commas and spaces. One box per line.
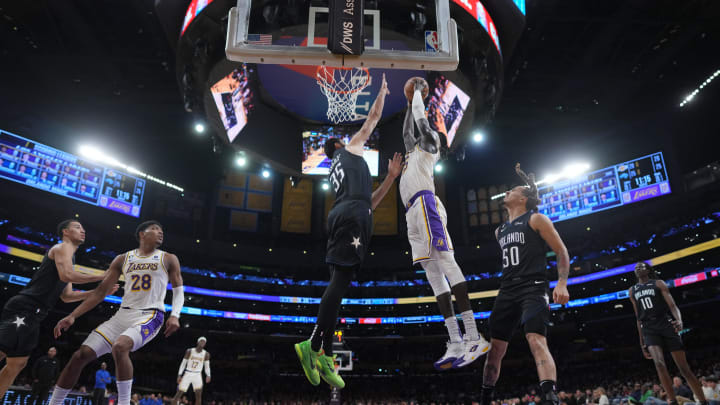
197, 337, 207, 343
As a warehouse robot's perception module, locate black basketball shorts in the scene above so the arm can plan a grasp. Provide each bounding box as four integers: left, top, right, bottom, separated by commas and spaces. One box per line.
326, 200, 373, 267
0, 296, 46, 357
489, 282, 551, 341
642, 322, 684, 352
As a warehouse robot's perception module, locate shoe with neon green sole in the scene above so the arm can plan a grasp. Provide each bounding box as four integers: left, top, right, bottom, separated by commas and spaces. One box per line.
294, 340, 320, 386
317, 353, 345, 389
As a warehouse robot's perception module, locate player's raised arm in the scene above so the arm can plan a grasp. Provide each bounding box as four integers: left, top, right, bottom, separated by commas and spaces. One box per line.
165, 253, 184, 337
54, 254, 124, 338
529, 213, 570, 305
402, 103, 416, 152
347, 74, 389, 153
409, 80, 439, 154
371, 152, 403, 210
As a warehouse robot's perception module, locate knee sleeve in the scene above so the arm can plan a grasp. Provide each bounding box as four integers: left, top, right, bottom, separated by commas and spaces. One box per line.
435, 251, 466, 287
423, 261, 451, 296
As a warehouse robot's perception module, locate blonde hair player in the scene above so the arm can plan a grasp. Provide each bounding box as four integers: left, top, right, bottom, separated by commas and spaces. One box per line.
49, 220, 184, 405
400, 77, 490, 370
173, 337, 211, 405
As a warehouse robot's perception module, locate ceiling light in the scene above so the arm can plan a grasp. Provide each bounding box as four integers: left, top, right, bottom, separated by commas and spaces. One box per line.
680, 68, 720, 107
472, 132, 485, 143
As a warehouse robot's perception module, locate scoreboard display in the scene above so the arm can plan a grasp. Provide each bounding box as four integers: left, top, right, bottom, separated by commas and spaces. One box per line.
538, 152, 671, 222
0, 129, 145, 217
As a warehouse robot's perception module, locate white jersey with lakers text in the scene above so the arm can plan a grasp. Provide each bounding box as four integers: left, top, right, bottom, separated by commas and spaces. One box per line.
399, 145, 439, 206
121, 249, 169, 311
185, 348, 207, 373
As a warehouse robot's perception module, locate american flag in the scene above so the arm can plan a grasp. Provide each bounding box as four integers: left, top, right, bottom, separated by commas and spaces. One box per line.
247, 34, 272, 45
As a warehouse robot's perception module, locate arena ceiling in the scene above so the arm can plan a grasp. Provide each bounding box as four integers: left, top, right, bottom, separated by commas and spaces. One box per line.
0, 0, 718, 191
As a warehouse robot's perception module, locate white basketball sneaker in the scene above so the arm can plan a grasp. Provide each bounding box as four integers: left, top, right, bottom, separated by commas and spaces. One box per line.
452, 335, 490, 368
433, 340, 464, 371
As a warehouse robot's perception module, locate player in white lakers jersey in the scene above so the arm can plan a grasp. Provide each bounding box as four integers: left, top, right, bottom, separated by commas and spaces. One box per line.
399, 78, 489, 370
49, 221, 184, 405
173, 337, 211, 405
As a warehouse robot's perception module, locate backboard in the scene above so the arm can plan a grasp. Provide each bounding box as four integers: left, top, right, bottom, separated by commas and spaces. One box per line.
225, 0, 459, 71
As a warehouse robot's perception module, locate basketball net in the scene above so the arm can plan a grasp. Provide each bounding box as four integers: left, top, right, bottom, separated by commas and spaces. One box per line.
316, 66, 371, 124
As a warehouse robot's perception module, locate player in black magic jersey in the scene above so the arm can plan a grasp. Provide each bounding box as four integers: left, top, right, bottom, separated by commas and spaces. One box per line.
0, 219, 109, 398
629, 262, 708, 405
295, 74, 403, 390
480, 164, 571, 405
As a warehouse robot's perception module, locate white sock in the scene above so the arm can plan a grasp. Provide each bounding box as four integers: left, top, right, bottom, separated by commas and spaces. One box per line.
117, 380, 133, 405
444, 317, 462, 343
49, 386, 71, 405
461, 310, 480, 340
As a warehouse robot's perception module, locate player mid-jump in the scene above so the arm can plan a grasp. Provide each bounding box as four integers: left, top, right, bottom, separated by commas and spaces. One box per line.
399, 77, 489, 370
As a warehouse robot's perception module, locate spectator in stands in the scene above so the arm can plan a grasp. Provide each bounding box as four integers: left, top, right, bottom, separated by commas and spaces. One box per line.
702, 376, 720, 405
592, 387, 610, 405
643, 384, 667, 405
29, 347, 60, 405
130, 393, 139, 405
630, 383, 644, 402
672, 376, 693, 402
94, 362, 113, 405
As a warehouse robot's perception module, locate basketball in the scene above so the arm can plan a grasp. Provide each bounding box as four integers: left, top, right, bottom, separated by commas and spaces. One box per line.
404, 77, 429, 101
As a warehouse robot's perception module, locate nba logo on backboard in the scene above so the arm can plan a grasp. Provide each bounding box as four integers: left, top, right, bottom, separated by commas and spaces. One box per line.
425, 30, 438, 52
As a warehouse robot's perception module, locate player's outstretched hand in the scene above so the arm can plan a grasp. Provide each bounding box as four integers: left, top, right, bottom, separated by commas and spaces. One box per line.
642, 345, 653, 360
205, 376, 211, 384
177, 376, 182, 384
164, 315, 180, 337
387, 152, 403, 179
109, 284, 120, 295
552, 284, 570, 305
54, 315, 75, 338
380, 73, 389, 96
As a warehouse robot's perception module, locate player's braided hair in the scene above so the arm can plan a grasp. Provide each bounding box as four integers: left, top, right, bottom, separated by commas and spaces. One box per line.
515, 163, 541, 211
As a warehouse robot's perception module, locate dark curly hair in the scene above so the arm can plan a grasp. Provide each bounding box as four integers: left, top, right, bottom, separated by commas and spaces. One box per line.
515, 163, 540, 211
323, 138, 341, 160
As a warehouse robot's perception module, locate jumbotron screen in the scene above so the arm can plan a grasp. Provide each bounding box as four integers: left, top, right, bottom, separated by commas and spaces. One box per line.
301, 126, 380, 176
426, 75, 471, 147
538, 152, 671, 222
210, 64, 256, 143
0, 129, 145, 217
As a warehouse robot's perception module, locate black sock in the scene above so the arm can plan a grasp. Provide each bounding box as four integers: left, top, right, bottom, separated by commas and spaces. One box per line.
310, 264, 355, 354
540, 380, 556, 395
480, 385, 495, 405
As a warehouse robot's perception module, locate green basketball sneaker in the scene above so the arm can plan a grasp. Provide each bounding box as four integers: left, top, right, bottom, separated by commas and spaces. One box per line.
317, 353, 345, 389
294, 340, 320, 386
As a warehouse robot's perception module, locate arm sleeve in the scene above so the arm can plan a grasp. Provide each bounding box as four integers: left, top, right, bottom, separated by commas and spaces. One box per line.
171, 286, 184, 318
178, 358, 187, 376
204, 360, 211, 377
411, 90, 425, 121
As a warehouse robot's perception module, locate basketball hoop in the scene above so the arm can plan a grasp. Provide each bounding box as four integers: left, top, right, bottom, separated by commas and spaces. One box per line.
316, 66, 371, 124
